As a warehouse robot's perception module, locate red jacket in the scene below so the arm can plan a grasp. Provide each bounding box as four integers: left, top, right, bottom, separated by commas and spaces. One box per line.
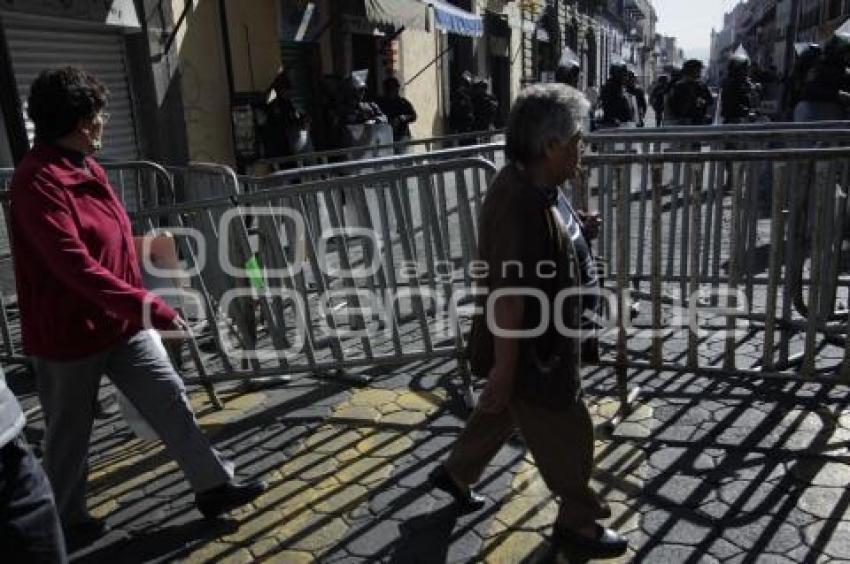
10, 143, 177, 360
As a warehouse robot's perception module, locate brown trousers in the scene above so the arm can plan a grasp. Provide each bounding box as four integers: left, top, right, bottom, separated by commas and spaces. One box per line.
444, 396, 609, 528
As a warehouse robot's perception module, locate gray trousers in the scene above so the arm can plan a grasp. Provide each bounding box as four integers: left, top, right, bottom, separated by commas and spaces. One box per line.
32, 330, 233, 524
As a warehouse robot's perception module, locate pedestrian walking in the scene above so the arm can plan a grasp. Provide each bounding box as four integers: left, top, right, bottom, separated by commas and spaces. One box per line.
9, 67, 266, 546
377, 76, 417, 144
429, 83, 627, 559
0, 366, 67, 562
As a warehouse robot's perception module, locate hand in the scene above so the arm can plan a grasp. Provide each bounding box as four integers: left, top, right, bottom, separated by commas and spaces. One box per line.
167, 316, 193, 338
478, 364, 514, 413
577, 210, 602, 240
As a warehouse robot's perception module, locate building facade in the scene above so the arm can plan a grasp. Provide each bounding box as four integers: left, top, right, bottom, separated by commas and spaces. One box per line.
709, 0, 850, 87
0, 0, 659, 170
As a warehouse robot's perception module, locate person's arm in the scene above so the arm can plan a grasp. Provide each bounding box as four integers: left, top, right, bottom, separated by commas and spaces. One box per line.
14, 178, 177, 330
478, 294, 523, 412
402, 98, 417, 124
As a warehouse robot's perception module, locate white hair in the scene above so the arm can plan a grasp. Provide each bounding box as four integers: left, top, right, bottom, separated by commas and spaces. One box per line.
505, 83, 590, 164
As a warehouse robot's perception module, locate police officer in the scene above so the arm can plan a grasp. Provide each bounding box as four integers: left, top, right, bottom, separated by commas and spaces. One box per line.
650, 75, 670, 126
450, 71, 475, 134
794, 31, 850, 122
783, 43, 821, 120
555, 59, 581, 88
340, 75, 386, 126
721, 51, 758, 124
625, 70, 648, 127
666, 59, 712, 125
599, 62, 634, 126
471, 77, 499, 132
377, 76, 417, 143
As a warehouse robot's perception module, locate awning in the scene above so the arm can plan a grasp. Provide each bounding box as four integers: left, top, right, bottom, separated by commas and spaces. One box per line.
430, 0, 483, 37
364, 0, 429, 31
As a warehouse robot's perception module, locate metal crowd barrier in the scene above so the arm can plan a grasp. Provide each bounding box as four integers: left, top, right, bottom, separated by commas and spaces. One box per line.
239, 143, 505, 195
132, 158, 496, 407
582, 146, 850, 424
0, 170, 21, 366
252, 129, 505, 175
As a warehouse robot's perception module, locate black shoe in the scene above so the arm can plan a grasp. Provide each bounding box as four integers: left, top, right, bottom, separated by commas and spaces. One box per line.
63, 517, 109, 548
554, 524, 628, 558
428, 465, 486, 510
196, 479, 267, 519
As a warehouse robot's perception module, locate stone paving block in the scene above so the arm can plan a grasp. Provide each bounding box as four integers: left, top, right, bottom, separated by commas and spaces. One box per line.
253, 479, 312, 511
707, 536, 745, 560
797, 486, 845, 520
395, 390, 444, 412
289, 516, 350, 553
718, 479, 784, 514
804, 521, 850, 559
185, 542, 242, 563
314, 484, 369, 514
345, 519, 400, 558
355, 431, 414, 457
641, 509, 714, 545
221, 509, 285, 543
379, 409, 429, 426
655, 474, 706, 507
336, 456, 395, 485
639, 544, 715, 563
791, 460, 850, 488
722, 516, 803, 553
481, 530, 549, 563
304, 426, 364, 455
330, 405, 381, 422
348, 388, 398, 408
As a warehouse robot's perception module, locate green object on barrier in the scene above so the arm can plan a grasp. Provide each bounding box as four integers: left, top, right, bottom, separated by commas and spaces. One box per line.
245, 255, 266, 289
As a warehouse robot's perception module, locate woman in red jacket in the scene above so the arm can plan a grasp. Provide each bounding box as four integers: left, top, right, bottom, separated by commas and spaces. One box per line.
9, 67, 266, 546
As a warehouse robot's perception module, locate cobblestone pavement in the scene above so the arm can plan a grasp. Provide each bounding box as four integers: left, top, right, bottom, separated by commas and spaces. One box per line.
8, 356, 850, 563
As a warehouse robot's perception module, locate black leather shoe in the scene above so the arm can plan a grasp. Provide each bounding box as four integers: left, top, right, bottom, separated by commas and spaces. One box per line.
554, 524, 628, 557
196, 479, 267, 519
428, 465, 486, 510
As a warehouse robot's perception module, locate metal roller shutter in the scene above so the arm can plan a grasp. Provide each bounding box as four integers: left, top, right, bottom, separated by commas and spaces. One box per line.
3, 18, 139, 161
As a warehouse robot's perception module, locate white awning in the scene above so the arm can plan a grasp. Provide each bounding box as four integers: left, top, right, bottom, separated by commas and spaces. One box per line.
430, 0, 483, 37
364, 0, 429, 31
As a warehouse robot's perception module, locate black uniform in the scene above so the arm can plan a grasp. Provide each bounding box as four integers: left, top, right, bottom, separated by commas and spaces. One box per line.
450, 86, 475, 133
667, 79, 712, 125
377, 95, 417, 140
471, 88, 499, 131
599, 78, 634, 124
263, 96, 308, 157
627, 84, 647, 126
721, 75, 756, 123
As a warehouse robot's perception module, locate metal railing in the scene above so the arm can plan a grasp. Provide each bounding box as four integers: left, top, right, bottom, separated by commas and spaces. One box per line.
582, 146, 850, 423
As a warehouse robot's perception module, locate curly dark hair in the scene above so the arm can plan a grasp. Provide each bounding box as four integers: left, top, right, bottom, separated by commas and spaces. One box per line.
27, 66, 109, 142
